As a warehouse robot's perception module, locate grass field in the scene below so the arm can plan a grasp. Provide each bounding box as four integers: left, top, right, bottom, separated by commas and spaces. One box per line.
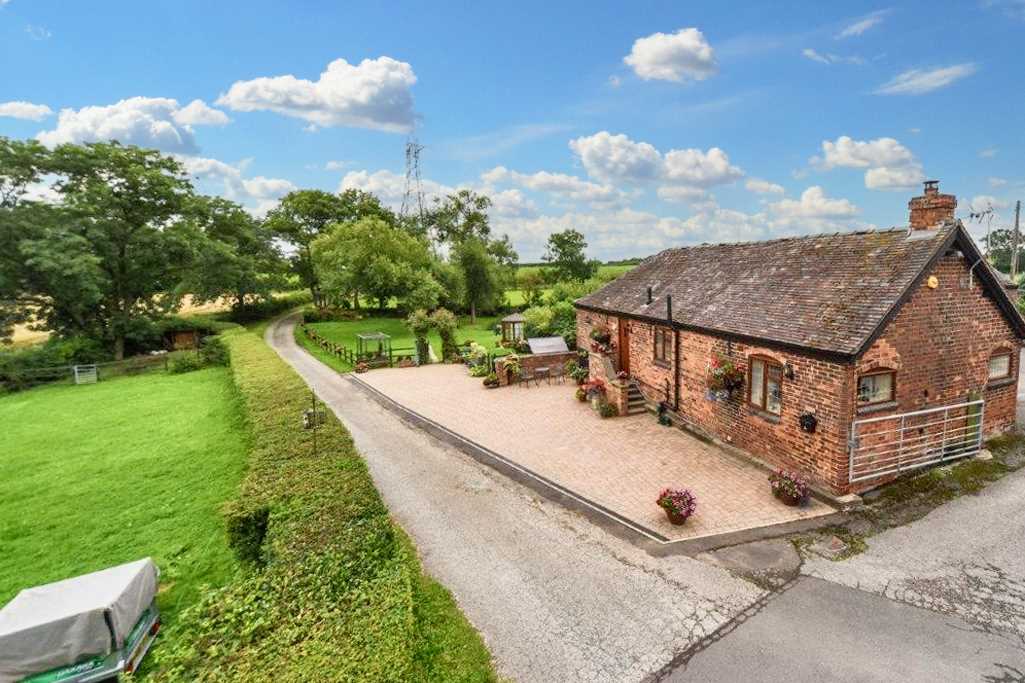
0, 368, 246, 627
296, 314, 507, 373
515, 263, 635, 280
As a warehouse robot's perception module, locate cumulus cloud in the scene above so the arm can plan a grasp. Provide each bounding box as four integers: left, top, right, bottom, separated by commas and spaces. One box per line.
988, 177, 1008, 188
623, 28, 717, 83
25, 24, 51, 40
769, 186, 858, 226
217, 57, 417, 133
180, 155, 296, 215
836, 10, 889, 39
813, 135, 923, 190
745, 178, 785, 195
172, 99, 230, 126
569, 131, 743, 201
0, 100, 52, 121
37, 97, 229, 154
979, 147, 998, 158
969, 195, 1010, 213
482, 165, 623, 205
324, 160, 349, 171
875, 64, 977, 95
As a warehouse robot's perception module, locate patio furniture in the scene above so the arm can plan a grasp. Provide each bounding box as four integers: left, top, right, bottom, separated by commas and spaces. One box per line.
519, 368, 537, 387
534, 366, 551, 385
549, 364, 565, 384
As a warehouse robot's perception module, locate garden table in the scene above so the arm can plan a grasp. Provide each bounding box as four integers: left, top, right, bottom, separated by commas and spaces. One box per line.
534, 366, 551, 384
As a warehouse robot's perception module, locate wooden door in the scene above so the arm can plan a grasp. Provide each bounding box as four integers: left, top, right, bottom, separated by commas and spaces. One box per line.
618, 319, 630, 374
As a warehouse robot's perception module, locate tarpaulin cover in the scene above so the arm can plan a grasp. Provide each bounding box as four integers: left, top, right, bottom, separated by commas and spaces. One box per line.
0, 558, 159, 683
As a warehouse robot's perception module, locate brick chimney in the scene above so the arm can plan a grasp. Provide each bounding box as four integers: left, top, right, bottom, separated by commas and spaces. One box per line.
908, 180, 956, 230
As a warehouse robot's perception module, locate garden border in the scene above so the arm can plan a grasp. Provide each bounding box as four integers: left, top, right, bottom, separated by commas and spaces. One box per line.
348, 374, 846, 555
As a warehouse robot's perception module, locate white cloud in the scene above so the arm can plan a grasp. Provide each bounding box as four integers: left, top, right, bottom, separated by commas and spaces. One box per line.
0, 100, 53, 121
172, 99, 230, 126
979, 147, 998, 158
217, 57, 417, 133
37, 97, 230, 153
656, 185, 708, 203
988, 177, 1008, 188
569, 130, 743, 200
623, 28, 717, 83
745, 178, 785, 195
875, 63, 977, 95
813, 135, 923, 190
836, 10, 889, 39
25, 24, 51, 40
569, 131, 662, 183
769, 186, 858, 224
325, 160, 349, 171
969, 195, 1010, 213
340, 169, 451, 207
482, 165, 622, 205
180, 155, 295, 215
801, 48, 865, 65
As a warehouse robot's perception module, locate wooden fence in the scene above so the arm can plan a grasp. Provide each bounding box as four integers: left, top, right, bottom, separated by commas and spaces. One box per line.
298, 323, 417, 369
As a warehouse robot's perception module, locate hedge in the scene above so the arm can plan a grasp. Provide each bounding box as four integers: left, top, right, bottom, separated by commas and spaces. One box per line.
150, 327, 495, 682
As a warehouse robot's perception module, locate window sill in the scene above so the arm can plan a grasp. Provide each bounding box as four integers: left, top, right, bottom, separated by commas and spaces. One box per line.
748, 407, 780, 424
856, 400, 899, 415
653, 359, 671, 369
986, 377, 1016, 390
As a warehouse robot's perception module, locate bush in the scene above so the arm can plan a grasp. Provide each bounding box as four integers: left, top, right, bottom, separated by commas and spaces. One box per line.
199, 336, 230, 367
598, 401, 618, 419
226, 290, 312, 323
168, 353, 204, 374
222, 500, 270, 565
303, 306, 361, 323
430, 308, 459, 361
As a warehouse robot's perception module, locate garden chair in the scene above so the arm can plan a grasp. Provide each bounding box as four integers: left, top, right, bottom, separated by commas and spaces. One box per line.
549, 364, 565, 384
519, 368, 535, 387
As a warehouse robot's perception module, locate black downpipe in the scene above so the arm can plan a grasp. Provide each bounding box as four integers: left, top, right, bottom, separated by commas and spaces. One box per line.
666, 295, 680, 410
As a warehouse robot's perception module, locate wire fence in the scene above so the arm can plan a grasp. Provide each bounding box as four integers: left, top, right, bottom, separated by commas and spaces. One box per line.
1, 354, 175, 392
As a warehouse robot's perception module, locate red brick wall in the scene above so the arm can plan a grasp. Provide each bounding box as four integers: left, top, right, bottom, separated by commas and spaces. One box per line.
857, 253, 1020, 437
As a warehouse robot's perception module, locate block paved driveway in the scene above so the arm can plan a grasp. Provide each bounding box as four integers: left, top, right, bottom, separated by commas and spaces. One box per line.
356, 363, 834, 543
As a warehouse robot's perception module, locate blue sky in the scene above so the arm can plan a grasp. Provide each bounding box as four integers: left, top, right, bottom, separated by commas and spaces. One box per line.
2, 0, 1023, 260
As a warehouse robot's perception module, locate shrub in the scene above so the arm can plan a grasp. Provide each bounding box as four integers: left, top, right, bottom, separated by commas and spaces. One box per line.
222, 500, 270, 565
769, 469, 810, 502
483, 372, 499, 387
430, 308, 459, 361
226, 290, 312, 323
575, 387, 587, 402
199, 336, 230, 367
657, 488, 697, 521
598, 401, 618, 419
168, 353, 204, 374
303, 306, 361, 323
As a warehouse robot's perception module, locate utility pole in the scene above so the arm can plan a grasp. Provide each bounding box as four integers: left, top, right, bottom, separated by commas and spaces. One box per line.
1013, 200, 1022, 282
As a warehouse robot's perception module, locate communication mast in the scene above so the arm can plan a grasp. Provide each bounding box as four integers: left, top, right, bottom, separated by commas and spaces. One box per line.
400, 136, 426, 234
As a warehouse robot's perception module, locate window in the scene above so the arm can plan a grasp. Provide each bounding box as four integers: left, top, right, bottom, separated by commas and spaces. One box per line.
748, 357, 782, 415
988, 352, 1012, 381
654, 327, 673, 365
857, 371, 895, 405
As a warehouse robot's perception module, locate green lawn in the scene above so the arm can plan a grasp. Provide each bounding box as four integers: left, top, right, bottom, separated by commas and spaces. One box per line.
0, 368, 246, 627
296, 314, 506, 372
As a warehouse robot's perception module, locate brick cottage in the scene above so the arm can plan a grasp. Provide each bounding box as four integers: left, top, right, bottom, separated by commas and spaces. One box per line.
575, 182, 1025, 495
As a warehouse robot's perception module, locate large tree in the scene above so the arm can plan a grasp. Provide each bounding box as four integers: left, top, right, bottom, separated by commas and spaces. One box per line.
542, 228, 599, 282
263, 190, 348, 307
0, 140, 196, 358
428, 189, 492, 244
311, 217, 433, 310
453, 237, 501, 323
182, 196, 286, 311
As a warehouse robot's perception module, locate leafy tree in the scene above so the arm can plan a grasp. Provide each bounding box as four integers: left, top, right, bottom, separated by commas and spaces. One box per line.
429, 307, 459, 360
404, 274, 445, 313
431, 261, 465, 312
428, 189, 492, 244
542, 228, 599, 282
516, 269, 546, 307
405, 308, 433, 364
182, 196, 286, 311
311, 217, 432, 310
337, 188, 398, 227
453, 237, 501, 323
264, 190, 348, 307
0, 137, 46, 209
985, 228, 1020, 275
1, 141, 195, 358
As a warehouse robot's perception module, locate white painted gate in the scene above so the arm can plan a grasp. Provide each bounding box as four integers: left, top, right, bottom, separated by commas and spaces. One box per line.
849, 399, 984, 483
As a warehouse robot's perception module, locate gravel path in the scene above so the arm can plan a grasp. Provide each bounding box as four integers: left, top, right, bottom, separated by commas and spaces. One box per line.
267, 314, 762, 682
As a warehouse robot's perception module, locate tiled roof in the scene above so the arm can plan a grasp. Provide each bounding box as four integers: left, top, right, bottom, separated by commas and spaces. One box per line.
576, 223, 962, 356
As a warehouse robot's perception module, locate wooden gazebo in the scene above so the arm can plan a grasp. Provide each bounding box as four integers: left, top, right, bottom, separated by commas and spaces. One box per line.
500, 313, 525, 344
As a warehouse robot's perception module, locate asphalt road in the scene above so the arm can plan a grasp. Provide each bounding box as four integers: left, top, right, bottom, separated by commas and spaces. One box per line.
268, 315, 1025, 682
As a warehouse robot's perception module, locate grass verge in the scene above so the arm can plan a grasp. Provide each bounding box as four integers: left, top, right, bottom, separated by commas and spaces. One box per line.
150, 327, 495, 681
0, 368, 247, 626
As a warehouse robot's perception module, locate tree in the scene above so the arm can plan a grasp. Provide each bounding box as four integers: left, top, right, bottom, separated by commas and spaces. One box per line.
264, 190, 348, 307
428, 189, 492, 244
453, 237, 500, 323
337, 188, 398, 227
985, 228, 1019, 274
542, 228, 599, 282
0, 141, 196, 358
516, 269, 546, 307
311, 217, 433, 310
182, 196, 286, 311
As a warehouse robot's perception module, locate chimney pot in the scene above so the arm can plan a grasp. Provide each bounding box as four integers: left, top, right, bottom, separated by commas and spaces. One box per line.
909, 180, 956, 230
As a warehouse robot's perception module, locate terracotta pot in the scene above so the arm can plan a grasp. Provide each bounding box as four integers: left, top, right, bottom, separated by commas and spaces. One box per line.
774, 489, 804, 507
664, 508, 690, 525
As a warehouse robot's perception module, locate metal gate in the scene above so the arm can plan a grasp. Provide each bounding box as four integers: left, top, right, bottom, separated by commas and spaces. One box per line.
849, 399, 984, 483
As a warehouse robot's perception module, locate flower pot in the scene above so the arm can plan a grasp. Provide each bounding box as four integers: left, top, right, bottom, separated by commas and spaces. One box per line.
664, 509, 690, 525
774, 489, 805, 507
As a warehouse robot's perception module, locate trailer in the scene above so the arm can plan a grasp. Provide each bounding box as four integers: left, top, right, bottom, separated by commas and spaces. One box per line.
0, 559, 160, 683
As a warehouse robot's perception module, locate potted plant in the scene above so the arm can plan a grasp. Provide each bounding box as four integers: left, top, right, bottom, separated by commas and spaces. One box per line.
483, 372, 500, 389
354, 361, 370, 374
768, 469, 810, 506
502, 354, 522, 383
656, 488, 697, 525
598, 401, 618, 418
575, 387, 588, 402
705, 353, 744, 400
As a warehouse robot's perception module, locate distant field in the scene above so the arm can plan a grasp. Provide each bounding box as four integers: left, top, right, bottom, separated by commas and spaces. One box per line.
515, 263, 635, 280
0, 368, 246, 629
296, 314, 506, 373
